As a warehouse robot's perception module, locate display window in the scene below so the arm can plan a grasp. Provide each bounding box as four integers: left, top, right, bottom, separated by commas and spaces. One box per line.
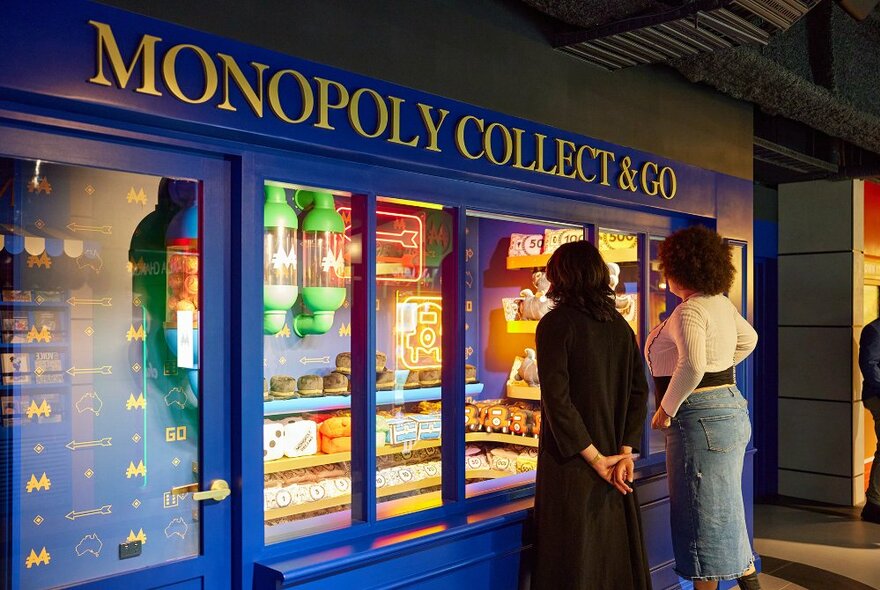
373, 197, 451, 519
463, 211, 584, 496
3, 158, 204, 588
647, 236, 674, 455
261, 181, 356, 542
598, 229, 641, 339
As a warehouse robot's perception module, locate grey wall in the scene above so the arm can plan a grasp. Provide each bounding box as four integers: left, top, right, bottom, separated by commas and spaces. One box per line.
777, 180, 866, 505
97, 0, 753, 180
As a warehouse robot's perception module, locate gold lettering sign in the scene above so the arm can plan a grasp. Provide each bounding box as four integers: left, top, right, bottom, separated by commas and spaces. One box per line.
87, 21, 678, 200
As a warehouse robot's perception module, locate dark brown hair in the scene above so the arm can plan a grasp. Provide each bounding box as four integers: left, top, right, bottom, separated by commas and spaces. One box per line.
546, 240, 616, 322
659, 225, 735, 295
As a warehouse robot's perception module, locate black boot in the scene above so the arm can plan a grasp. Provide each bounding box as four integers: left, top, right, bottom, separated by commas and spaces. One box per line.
862, 501, 880, 524
736, 572, 762, 589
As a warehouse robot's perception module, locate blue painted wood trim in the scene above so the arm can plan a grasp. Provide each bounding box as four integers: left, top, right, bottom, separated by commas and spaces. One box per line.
236, 153, 265, 590
255, 506, 530, 587
638, 231, 651, 455
442, 206, 467, 503
351, 194, 378, 523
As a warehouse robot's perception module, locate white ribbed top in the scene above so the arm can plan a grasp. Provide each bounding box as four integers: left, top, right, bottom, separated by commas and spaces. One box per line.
645, 294, 758, 417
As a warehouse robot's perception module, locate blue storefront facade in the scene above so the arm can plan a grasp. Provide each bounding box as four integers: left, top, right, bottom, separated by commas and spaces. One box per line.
0, 2, 755, 589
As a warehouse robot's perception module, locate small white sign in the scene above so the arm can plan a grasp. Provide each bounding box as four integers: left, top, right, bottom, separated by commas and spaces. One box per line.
176, 311, 196, 369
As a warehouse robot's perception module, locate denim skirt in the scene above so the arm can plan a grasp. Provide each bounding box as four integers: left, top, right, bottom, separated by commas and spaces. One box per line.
664, 386, 754, 582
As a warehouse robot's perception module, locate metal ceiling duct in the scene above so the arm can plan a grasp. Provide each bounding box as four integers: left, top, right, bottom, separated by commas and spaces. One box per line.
554, 0, 821, 70
753, 137, 839, 175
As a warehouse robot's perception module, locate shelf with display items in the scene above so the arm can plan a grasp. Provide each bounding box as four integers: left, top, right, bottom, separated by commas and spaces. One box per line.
501, 269, 552, 335
264, 382, 485, 416
265, 439, 443, 473
505, 350, 540, 400
265, 467, 526, 520
505, 321, 538, 334
505, 228, 583, 265
264, 431, 538, 473
266, 477, 442, 520
466, 432, 539, 447
505, 384, 540, 400
506, 254, 552, 270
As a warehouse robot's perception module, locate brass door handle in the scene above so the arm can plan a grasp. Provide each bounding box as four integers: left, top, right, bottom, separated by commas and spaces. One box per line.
171, 479, 231, 502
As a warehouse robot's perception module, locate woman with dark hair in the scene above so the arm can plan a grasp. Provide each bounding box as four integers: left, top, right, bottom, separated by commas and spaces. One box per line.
532, 240, 652, 590
646, 225, 759, 590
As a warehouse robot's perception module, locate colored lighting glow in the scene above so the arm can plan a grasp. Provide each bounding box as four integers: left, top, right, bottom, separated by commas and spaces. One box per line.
337, 206, 425, 282
396, 293, 442, 370
371, 523, 447, 548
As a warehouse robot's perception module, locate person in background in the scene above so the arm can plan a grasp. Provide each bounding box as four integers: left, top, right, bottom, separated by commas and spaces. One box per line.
859, 316, 880, 524
532, 240, 652, 590
646, 226, 760, 590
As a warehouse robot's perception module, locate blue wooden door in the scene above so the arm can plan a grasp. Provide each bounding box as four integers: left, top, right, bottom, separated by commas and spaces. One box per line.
0, 124, 232, 590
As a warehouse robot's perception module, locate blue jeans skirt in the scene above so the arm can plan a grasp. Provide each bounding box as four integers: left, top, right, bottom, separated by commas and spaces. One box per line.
664, 386, 754, 582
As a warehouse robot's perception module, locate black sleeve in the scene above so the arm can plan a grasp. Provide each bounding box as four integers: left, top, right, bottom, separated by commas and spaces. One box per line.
621, 329, 649, 453
536, 312, 593, 457
859, 323, 880, 391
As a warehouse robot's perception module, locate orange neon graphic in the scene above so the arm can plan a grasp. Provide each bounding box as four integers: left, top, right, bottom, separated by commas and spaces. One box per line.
396, 292, 442, 370
337, 206, 425, 282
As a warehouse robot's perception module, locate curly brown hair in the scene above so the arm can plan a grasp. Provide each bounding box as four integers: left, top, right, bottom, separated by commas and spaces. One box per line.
546, 240, 616, 322
659, 225, 734, 295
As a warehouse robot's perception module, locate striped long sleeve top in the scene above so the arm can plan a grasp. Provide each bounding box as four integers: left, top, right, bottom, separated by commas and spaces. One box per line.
645, 294, 758, 417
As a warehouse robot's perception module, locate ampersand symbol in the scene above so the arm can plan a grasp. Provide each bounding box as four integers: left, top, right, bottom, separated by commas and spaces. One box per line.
617, 156, 638, 192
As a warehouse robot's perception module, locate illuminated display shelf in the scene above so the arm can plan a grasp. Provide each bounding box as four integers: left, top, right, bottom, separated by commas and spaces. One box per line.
265, 439, 443, 473
506, 254, 551, 270
266, 477, 442, 520
265, 432, 536, 473
265, 469, 523, 520
264, 382, 484, 416
506, 383, 540, 400
466, 469, 518, 480
506, 320, 538, 334
466, 432, 539, 447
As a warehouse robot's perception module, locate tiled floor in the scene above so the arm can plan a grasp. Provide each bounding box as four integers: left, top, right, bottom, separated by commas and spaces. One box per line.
752, 501, 880, 590
755, 571, 808, 590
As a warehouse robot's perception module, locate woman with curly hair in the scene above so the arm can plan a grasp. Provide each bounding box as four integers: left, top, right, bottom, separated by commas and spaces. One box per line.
532, 240, 652, 590
646, 225, 759, 590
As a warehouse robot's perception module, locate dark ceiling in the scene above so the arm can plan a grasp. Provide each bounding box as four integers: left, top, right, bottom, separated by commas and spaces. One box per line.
522, 0, 880, 184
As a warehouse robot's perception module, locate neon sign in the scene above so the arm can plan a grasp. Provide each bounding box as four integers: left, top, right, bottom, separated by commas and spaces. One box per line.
395, 292, 442, 370
337, 206, 425, 282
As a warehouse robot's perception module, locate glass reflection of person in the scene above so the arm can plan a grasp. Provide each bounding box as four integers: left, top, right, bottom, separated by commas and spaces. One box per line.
532, 240, 652, 590
646, 226, 759, 590
859, 316, 880, 524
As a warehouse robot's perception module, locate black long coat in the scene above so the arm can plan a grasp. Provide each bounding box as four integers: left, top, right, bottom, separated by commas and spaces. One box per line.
532, 305, 652, 590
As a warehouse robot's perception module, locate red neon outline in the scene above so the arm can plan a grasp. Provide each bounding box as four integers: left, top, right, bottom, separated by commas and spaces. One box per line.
337, 206, 425, 283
